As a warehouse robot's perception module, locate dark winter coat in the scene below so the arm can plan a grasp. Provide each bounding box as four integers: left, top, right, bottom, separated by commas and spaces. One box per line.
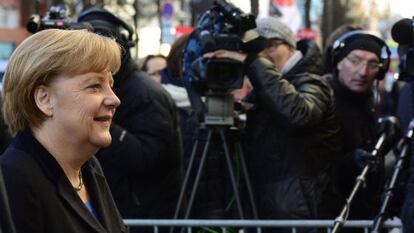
401, 151, 414, 233
243, 40, 342, 221
95, 56, 183, 222
326, 74, 382, 220
396, 82, 414, 225
0, 129, 127, 233
0, 164, 15, 233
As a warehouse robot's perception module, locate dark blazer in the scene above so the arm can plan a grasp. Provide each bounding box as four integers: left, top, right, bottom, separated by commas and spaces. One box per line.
0, 129, 128, 233
0, 165, 16, 233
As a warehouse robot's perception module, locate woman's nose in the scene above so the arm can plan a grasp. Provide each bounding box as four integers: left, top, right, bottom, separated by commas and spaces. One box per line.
105, 88, 121, 108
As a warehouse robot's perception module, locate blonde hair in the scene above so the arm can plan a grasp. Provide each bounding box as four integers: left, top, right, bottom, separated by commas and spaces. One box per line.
2, 29, 121, 135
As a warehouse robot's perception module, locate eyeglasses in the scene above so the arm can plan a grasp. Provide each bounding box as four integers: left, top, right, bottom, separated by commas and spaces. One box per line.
345, 56, 383, 72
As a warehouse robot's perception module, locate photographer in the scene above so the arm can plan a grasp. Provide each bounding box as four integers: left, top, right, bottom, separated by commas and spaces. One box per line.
204, 17, 342, 226
77, 9, 183, 231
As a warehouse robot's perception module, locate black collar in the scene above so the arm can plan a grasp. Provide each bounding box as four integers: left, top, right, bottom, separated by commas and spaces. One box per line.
12, 129, 63, 183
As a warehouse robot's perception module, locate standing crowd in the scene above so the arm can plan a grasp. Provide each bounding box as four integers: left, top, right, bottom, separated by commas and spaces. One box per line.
0, 6, 414, 233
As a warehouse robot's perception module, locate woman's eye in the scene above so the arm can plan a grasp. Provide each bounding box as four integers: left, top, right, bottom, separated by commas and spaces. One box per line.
87, 84, 101, 90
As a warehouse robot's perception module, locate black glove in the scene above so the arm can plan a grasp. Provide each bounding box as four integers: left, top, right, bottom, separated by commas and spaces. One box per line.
352, 149, 375, 169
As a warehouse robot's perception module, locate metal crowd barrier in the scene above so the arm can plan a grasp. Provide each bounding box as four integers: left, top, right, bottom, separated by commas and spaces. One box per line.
123, 219, 403, 233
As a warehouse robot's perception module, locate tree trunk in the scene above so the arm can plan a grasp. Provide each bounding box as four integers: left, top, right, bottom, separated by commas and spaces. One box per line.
304, 0, 311, 28
133, 0, 140, 58
251, 0, 259, 16
321, 0, 354, 48
156, 0, 163, 47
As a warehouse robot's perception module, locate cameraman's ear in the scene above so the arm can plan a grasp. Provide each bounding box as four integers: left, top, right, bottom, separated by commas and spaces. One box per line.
337, 60, 344, 71
34, 85, 54, 117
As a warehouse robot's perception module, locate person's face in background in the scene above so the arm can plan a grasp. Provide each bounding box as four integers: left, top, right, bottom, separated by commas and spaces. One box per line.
337, 49, 381, 93
145, 57, 167, 83
44, 70, 120, 150
259, 39, 294, 71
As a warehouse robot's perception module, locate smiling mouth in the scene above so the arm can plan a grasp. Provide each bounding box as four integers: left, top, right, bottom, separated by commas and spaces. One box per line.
94, 116, 112, 123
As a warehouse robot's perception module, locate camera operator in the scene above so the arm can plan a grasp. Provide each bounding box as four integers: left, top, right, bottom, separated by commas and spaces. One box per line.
77, 8, 183, 232
323, 30, 391, 223
204, 17, 342, 226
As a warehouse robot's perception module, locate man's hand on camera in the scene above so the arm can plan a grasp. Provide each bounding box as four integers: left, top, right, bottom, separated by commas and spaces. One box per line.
203, 50, 247, 62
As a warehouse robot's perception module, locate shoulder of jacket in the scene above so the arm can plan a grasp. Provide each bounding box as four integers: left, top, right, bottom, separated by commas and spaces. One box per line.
291, 73, 334, 98
291, 72, 329, 85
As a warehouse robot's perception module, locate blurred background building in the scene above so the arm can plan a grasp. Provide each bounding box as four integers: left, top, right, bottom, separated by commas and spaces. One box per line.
0, 0, 413, 65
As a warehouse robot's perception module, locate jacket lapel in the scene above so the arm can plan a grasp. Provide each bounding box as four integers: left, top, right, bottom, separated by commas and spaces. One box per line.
83, 160, 114, 231
57, 175, 107, 233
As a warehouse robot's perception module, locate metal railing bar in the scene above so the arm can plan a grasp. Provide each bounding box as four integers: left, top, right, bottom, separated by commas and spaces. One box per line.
123, 219, 402, 228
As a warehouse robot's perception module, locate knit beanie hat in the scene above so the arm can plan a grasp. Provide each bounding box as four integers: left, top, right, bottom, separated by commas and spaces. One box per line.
333, 33, 382, 65
255, 17, 296, 49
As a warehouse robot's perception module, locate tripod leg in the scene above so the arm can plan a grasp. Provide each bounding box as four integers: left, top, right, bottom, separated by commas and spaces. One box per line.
171, 129, 213, 233
236, 143, 259, 219
172, 138, 200, 220
219, 128, 245, 219
183, 129, 213, 219
169, 134, 201, 233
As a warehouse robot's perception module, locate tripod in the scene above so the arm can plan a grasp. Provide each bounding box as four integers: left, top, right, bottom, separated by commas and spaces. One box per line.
172, 92, 258, 227
371, 119, 414, 233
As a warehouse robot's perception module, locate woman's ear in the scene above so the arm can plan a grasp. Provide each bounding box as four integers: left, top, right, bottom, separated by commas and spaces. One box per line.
34, 85, 53, 117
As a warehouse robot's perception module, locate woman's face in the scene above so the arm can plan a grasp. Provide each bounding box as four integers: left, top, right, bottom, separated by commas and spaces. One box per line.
46, 70, 120, 149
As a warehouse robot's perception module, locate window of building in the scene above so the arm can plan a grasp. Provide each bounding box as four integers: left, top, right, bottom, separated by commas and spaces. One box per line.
0, 6, 19, 28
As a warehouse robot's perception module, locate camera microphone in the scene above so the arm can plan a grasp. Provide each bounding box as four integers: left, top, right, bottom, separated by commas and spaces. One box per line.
406, 118, 414, 139
373, 116, 401, 156
391, 18, 414, 44
377, 116, 400, 134
26, 15, 41, 33
395, 117, 414, 151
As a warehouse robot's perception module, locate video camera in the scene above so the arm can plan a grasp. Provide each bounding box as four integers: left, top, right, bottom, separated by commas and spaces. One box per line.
26, 4, 90, 34
391, 17, 414, 80
182, 0, 264, 125
183, 0, 264, 93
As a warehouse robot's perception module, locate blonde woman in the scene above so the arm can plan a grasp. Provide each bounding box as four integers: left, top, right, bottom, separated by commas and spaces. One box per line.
0, 29, 128, 233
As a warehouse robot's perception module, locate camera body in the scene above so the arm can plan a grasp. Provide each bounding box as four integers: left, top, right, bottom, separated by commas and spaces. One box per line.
27, 4, 90, 34
183, 0, 263, 95
182, 0, 264, 126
